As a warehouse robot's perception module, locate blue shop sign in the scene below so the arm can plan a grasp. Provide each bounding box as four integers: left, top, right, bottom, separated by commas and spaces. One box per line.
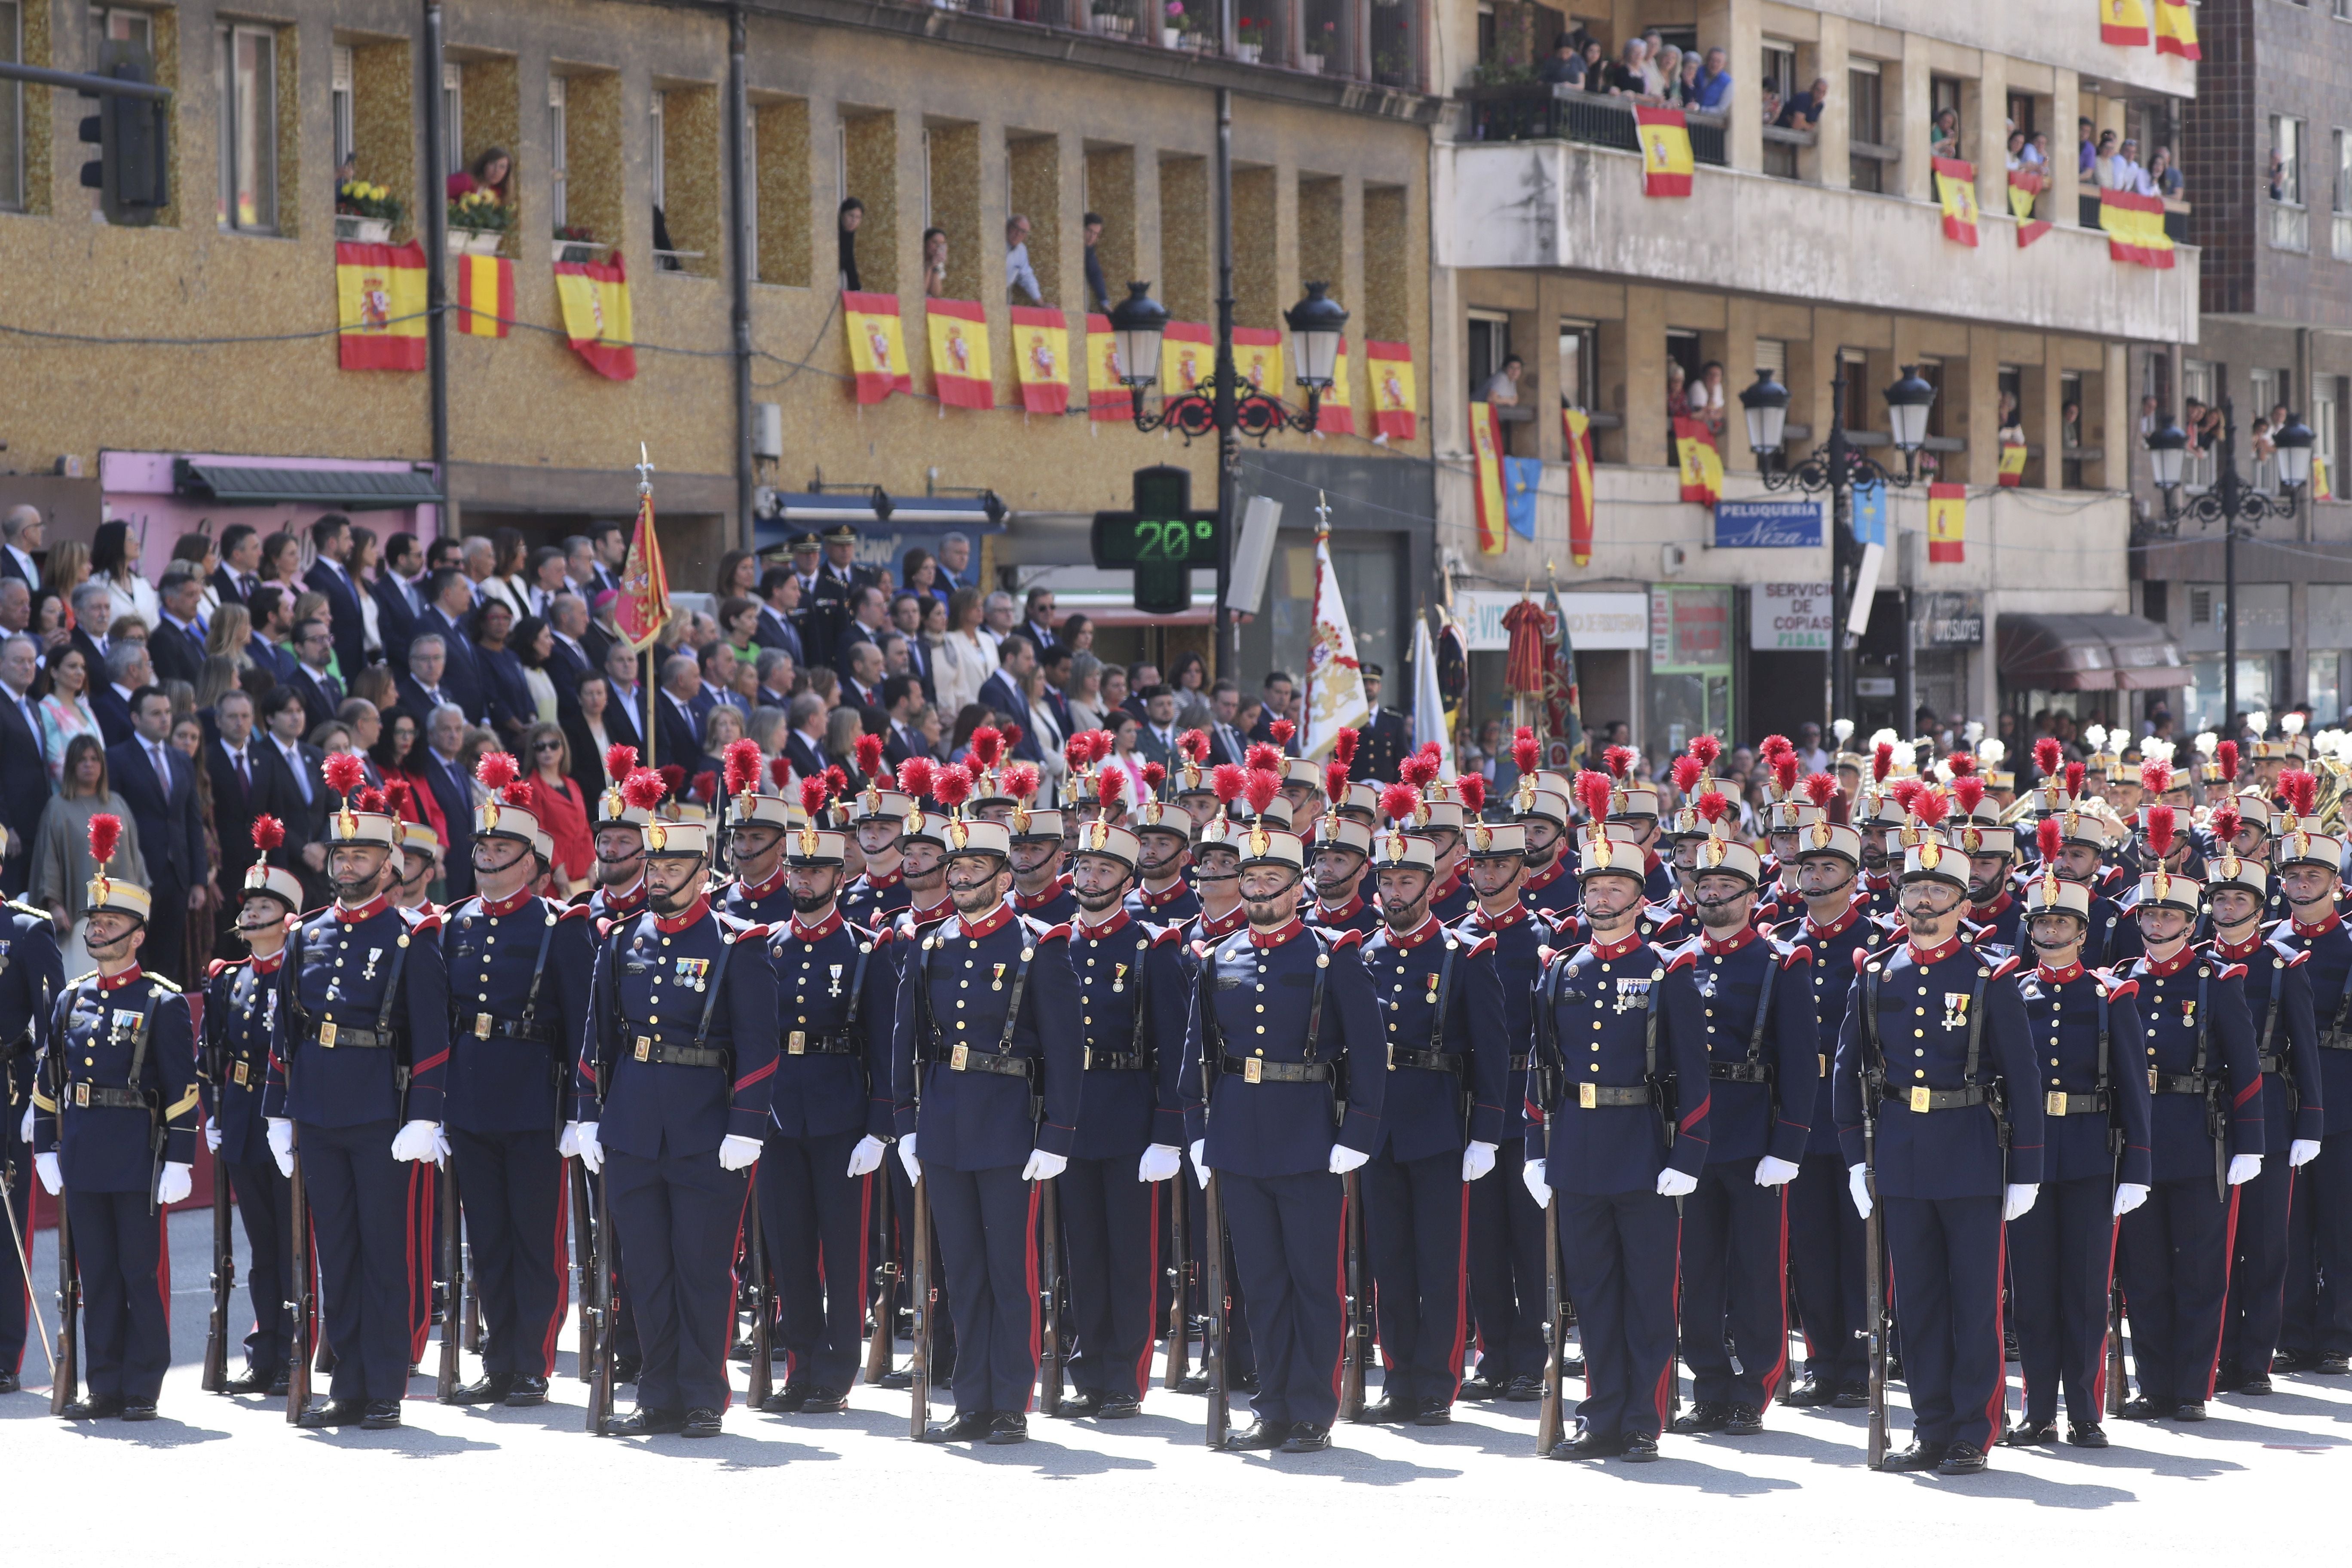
1711, 498, 1823, 549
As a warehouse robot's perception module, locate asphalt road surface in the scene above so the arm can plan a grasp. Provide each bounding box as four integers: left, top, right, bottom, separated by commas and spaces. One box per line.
6, 1208, 2347, 1566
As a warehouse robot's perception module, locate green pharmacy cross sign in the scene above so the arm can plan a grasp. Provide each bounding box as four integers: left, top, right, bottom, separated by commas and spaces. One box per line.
1091, 465, 1220, 616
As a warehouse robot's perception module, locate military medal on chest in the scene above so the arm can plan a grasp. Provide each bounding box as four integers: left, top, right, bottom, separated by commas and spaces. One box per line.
362, 946, 383, 980
1942, 990, 1971, 1030
828, 963, 843, 998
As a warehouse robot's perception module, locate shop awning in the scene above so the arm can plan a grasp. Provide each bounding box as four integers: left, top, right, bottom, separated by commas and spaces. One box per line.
1997, 612, 2187, 691
173, 459, 442, 510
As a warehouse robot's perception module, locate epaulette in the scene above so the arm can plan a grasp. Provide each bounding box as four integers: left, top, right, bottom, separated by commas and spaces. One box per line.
1030, 921, 1072, 944
65, 970, 96, 989
1537, 945, 1557, 966
2218, 962, 2249, 982
567, 888, 596, 907
1191, 939, 1210, 959
1778, 943, 1812, 970
714, 910, 757, 934
206, 957, 243, 979
1462, 932, 1498, 959
556, 902, 591, 922
1330, 928, 1366, 951
411, 910, 443, 934
1666, 947, 1699, 973
1852, 946, 1874, 973
1979, 953, 2021, 981
6, 897, 49, 924
727, 922, 772, 945
1151, 926, 1184, 949
2101, 977, 2139, 1001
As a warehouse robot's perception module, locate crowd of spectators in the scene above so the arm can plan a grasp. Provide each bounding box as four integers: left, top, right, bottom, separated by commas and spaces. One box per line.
1536, 27, 1730, 113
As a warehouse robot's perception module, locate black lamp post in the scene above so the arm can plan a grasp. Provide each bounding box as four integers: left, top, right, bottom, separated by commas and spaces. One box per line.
2144, 397, 2313, 732
1738, 364, 1936, 726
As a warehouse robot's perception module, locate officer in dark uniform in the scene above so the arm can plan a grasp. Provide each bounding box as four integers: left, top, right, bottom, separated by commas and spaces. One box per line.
1416, 778, 1477, 925
1057, 816, 1187, 1418
1513, 770, 1578, 919
1009, 781, 1078, 926
802, 527, 867, 671
1953, 781, 2024, 952
1306, 805, 1378, 938
2280, 807, 2352, 1372
575, 778, 780, 1437
1124, 792, 1200, 925
581, 746, 655, 923
2037, 801, 2130, 969
1660, 800, 1817, 1436
1354, 793, 1508, 1425
263, 773, 453, 1429
1834, 793, 2045, 1474
2113, 805, 2265, 1422
718, 744, 799, 927
1181, 815, 1386, 1453
0, 873, 64, 1394
439, 757, 595, 1408
1172, 806, 1254, 1393
839, 763, 915, 931
197, 820, 303, 1395
1527, 811, 1712, 1460
755, 805, 897, 1415
1354, 666, 1410, 787
31, 823, 196, 1420
2003, 835, 2152, 1449
1599, 750, 1676, 905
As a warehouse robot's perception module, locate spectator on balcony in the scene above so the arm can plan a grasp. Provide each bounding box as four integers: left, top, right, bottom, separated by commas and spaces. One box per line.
1653, 45, 1684, 104
1689, 361, 1728, 438
1006, 214, 1043, 306
1777, 77, 1828, 133
2005, 130, 2028, 172
2092, 130, 2121, 188
2252, 417, 2276, 463
2113, 138, 2150, 195
1691, 47, 1732, 112
2268, 147, 2286, 202
2027, 131, 2051, 170
2182, 398, 2209, 453
446, 146, 511, 205
1580, 38, 1605, 83
922, 226, 950, 299
1538, 33, 1586, 89
1666, 361, 1690, 422
2061, 399, 2083, 453
1930, 107, 1960, 159
1640, 31, 1667, 94
838, 197, 865, 291
2139, 394, 2160, 439
1759, 80, 1783, 126
2149, 145, 2183, 198
1998, 391, 2025, 447
1083, 211, 1110, 313
1673, 51, 1702, 107
1603, 38, 1649, 97
1479, 355, 1523, 408
2078, 118, 2099, 180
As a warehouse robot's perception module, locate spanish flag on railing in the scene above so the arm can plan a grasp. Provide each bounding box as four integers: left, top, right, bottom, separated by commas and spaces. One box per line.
453, 252, 512, 338
1934, 158, 1979, 247
1011, 306, 1070, 416
1674, 418, 1722, 507
1637, 106, 1694, 197
554, 251, 636, 380
1470, 402, 1509, 555
334, 240, 427, 371
926, 299, 994, 410
2099, 189, 2175, 269
1927, 484, 1967, 563
2154, 0, 2199, 58
1367, 340, 1417, 442
1164, 322, 1215, 397
1562, 408, 1596, 567
1318, 346, 1355, 436
844, 291, 910, 403
2008, 169, 2051, 248
1999, 442, 2029, 487
1085, 313, 1128, 422
2100, 0, 2149, 46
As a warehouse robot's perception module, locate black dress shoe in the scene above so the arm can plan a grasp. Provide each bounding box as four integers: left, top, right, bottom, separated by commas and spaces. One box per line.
2212, 1369, 2244, 1395
1175, 1372, 1210, 1395
1413, 1396, 1454, 1426
1619, 1431, 1660, 1462
2004, 1419, 2058, 1446
1671, 1400, 1730, 1434
269, 1373, 291, 1398
2235, 1375, 2274, 1396
1096, 1393, 1142, 1419
298, 1397, 368, 1428
1354, 1393, 1415, 1424
877, 1369, 914, 1391
1057, 1390, 1106, 1418
1885, 1355, 1904, 1381
1279, 1422, 1332, 1453
505, 1375, 549, 1407
764, 1384, 810, 1413
60, 1395, 123, 1420
612, 1356, 642, 1386
1236, 1372, 1259, 1393
448, 1372, 516, 1406
2271, 1349, 2312, 1374
1784, 1375, 1830, 1407
2173, 1401, 2207, 1421
1833, 1381, 1869, 1409
985, 1412, 1028, 1445
0, 1370, 18, 1394
1457, 1374, 1507, 1401
221, 1367, 274, 1396
1721, 1403, 1763, 1436
2118, 1396, 2164, 1420
609, 1407, 687, 1436
1937, 1442, 1989, 1475
121, 1402, 158, 1421
2320, 1354, 2352, 1375
2003, 1330, 2021, 1364
1223, 1416, 1289, 1451
1549, 1424, 1619, 1460
1560, 1356, 1586, 1378
361, 1400, 403, 1430
2067, 1422, 2110, 1448
1504, 1374, 1544, 1403
915, 1409, 992, 1444
1879, 1440, 1948, 1472
682, 1407, 723, 1438
798, 1387, 848, 1414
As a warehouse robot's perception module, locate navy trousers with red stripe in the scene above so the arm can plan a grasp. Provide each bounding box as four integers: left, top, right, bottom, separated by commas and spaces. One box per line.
299, 1118, 420, 1403
2, 1133, 31, 1376
1220, 1168, 1345, 1428
1680, 1163, 1790, 1410
1363, 1147, 1469, 1407
755, 1127, 868, 1393
2007, 1172, 2115, 1426
926, 1162, 1041, 1418
450, 1127, 567, 1381
1181, 1171, 1252, 1379
2283, 1133, 2352, 1359
66, 1187, 171, 1405
1556, 1188, 1680, 1440
2219, 1150, 2295, 1387
604, 1147, 752, 1414
222, 1155, 294, 1377
1060, 1153, 1159, 1402
1787, 1152, 1870, 1389
1466, 1133, 1549, 1382
2119, 1179, 2237, 1408
1884, 1193, 2006, 1451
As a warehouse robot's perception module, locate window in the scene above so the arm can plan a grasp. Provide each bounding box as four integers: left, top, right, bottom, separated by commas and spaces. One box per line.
1761, 42, 1796, 106
331, 44, 354, 174
1557, 319, 1596, 412
2335, 129, 2352, 261
1, 1, 21, 212
216, 24, 277, 234
1754, 337, 1786, 379
2272, 113, 2308, 251
1838, 349, 1871, 435
92, 5, 151, 52
2059, 370, 2083, 488
2183, 358, 2218, 490
442, 61, 463, 177
548, 74, 567, 228
2313, 375, 2342, 493
1848, 60, 1886, 193
1466, 309, 1511, 398
649, 89, 665, 212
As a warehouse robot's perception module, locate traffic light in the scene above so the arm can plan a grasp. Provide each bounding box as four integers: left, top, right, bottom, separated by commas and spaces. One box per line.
79, 41, 169, 227
1091, 465, 1220, 616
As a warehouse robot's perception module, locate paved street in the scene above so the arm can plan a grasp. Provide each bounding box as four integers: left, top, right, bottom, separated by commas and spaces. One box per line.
5, 1208, 2348, 1565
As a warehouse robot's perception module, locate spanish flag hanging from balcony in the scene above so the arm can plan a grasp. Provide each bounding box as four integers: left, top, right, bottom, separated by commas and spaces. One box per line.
2315, 458, 2334, 503
554, 251, 637, 381
843, 291, 911, 403
1636, 106, 1694, 197
1674, 417, 1722, 507
1084, 313, 1129, 422
1562, 408, 1596, 567
2099, 189, 2176, 269
1470, 402, 1509, 555
1164, 322, 1215, 397
1999, 441, 2029, 487
1010, 306, 1070, 415
453, 252, 512, 338
2008, 169, 2052, 247
1367, 340, 1417, 442
2099, 0, 2149, 46
1926, 483, 1967, 562
926, 299, 994, 410
2153, 0, 2199, 58
1317, 346, 1355, 435
334, 240, 428, 371
1233, 328, 1283, 400
1934, 159, 1980, 247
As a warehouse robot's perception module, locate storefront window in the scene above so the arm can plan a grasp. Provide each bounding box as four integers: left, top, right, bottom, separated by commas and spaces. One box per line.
2180, 654, 2279, 732
1648, 585, 1733, 756
2309, 652, 2342, 727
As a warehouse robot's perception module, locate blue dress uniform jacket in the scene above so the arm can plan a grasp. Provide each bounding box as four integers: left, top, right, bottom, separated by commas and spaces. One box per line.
1308, 892, 1381, 940
764, 911, 899, 1142
1359, 916, 1509, 1159
1457, 903, 1552, 1145
1014, 878, 1081, 928
2283, 912, 2352, 1133
720, 869, 798, 929
1125, 879, 1201, 926
2217, 929, 2325, 1388
1068, 913, 1188, 1160
442, 895, 594, 1134
1968, 891, 2026, 953
1776, 901, 1879, 1393
2279, 910, 2352, 1362
199, 952, 297, 1379
34, 967, 199, 1191
262, 898, 453, 1128
1521, 858, 1579, 919
839, 868, 913, 932
0, 903, 63, 1377
1661, 927, 1820, 1166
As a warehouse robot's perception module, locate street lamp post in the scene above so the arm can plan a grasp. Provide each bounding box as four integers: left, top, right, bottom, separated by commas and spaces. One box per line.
1738, 364, 1935, 727
2144, 397, 2313, 731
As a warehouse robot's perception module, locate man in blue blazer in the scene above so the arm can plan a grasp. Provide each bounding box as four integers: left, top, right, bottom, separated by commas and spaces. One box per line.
370, 533, 428, 672
106, 686, 210, 984
303, 515, 369, 684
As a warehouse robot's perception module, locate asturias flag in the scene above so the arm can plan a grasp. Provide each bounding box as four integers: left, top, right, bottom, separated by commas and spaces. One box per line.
334, 240, 428, 371
2101, 0, 2150, 46
615, 482, 672, 651
1935, 158, 1980, 247
2154, 0, 2199, 58
2008, 169, 2051, 247
1562, 407, 1596, 567
2100, 189, 2176, 269
1470, 402, 1509, 555
554, 251, 637, 380
1926, 483, 1967, 563
1011, 306, 1070, 415
1674, 416, 1722, 506
843, 291, 911, 403
926, 298, 994, 410
1637, 106, 1694, 197
1367, 340, 1417, 442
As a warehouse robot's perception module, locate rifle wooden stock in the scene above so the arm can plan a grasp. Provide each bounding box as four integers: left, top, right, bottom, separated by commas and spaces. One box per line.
2105, 1219, 2127, 1417
1202, 1170, 1228, 1449
1339, 1168, 1367, 1422
1038, 1175, 1063, 1417
436, 1164, 463, 1401
286, 1147, 313, 1423
585, 1165, 616, 1434
49, 1193, 77, 1416
863, 1161, 895, 1384
1536, 1194, 1564, 1455
1163, 1177, 1189, 1390
1862, 1137, 1889, 1468
569, 1158, 594, 1375
908, 1168, 933, 1439
745, 1185, 773, 1409
202, 1155, 233, 1393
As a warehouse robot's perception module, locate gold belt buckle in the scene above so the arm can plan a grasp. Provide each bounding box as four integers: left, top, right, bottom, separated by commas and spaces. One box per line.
233, 1061, 250, 1087
2046, 1090, 2069, 1118
951, 1043, 969, 1071
475, 1013, 494, 1039
634, 1036, 652, 1062
1909, 1086, 1931, 1114
74, 1082, 89, 1108
1244, 1057, 1263, 1084
1819, 1052, 1828, 1078
1578, 1081, 1597, 1109
318, 1021, 338, 1048
788, 1030, 806, 1055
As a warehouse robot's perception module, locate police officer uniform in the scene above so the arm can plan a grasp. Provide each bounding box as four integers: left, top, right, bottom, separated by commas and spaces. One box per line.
31, 838, 196, 1419
2278, 816, 2352, 1373
0, 891, 64, 1392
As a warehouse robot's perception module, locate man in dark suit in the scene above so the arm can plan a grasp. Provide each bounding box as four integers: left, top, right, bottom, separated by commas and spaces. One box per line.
211, 523, 261, 608
67, 582, 112, 683
1250, 670, 1301, 753
255, 689, 330, 908
414, 701, 478, 902
395, 634, 466, 733
287, 619, 346, 733
415, 567, 489, 723
887, 592, 934, 702
831, 584, 889, 684
934, 531, 972, 597
370, 532, 427, 672
542, 593, 594, 707
205, 688, 295, 908
303, 514, 369, 683
1020, 587, 1060, 656
688, 642, 751, 737
92, 640, 150, 749
654, 653, 705, 774
755, 568, 806, 663
781, 693, 828, 784
880, 676, 929, 769
148, 568, 210, 688
596, 640, 646, 759
1135, 686, 1182, 774
1036, 643, 1075, 740
976, 634, 1044, 763
107, 686, 210, 984
242, 585, 299, 686
1207, 680, 1250, 769
0, 504, 44, 587
584, 519, 628, 599
839, 640, 886, 723
0, 636, 52, 896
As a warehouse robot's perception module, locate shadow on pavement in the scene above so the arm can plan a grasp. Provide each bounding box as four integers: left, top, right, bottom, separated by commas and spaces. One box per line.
50, 1413, 233, 1447
293, 1424, 504, 1457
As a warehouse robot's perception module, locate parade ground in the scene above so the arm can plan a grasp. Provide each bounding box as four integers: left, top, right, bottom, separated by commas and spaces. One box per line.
4, 1207, 2343, 1566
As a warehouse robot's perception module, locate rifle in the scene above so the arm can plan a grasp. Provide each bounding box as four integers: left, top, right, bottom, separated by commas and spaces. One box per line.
202, 1144, 233, 1393
745, 1195, 772, 1409
1861, 1106, 1889, 1468
48, 1185, 77, 1415
908, 1168, 934, 1439
585, 1164, 617, 1433
1037, 1174, 1064, 1415
1339, 1168, 1369, 1421
863, 1157, 896, 1384
463, 1237, 482, 1354
1202, 1169, 1228, 1449
1535, 1191, 1565, 1455
569, 1156, 595, 1375
2105, 1246, 2127, 1417
436, 1163, 463, 1400
286, 1141, 313, 1423
1162, 1176, 1189, 1389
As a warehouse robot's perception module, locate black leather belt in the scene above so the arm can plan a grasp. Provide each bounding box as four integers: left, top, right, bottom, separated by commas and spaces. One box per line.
783, 1029, 857, 1057
67, 1082, 146, 1110
465, 1012, 560, 1044
2257, 1054, 2285, 1074
1879, 1083, 1989, 1112
625, 1033, 727, 1069
1085, 1050, 1148, 1072
2151, 1072, 2209, 1095
945, 1044, 1034, 1080
1390, 1047, 1461, 1074
1570, 1083, 1651, 1109
1709, 1060, 1774, 1084
224, 1054, 262, 1087
315, 1022, 389, 1049
2321, 1031, 2352, 1053
1220, 1054, 1334, 1084
2044, 1090, 2111, 1116
1509, 1053, 1531, 1070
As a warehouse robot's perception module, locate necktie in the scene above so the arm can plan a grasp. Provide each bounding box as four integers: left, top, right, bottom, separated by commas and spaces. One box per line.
151, 742, 172, 797
241, 574, 255, 600
234, 747, 250, 793
288, 746, 312, 805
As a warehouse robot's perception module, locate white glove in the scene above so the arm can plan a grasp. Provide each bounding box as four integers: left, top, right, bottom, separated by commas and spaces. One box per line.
34, 1150, 61, 1194
1189, 1139, 1210, 1190
559, 1121, 582, 1160
204, 1122, 223, 1154
1461, 1141, 1498, 1182
846, 1134, 887, 1178
1523, 1158, 1551, 1209
1657, 1166, 1698, 1198
2003, 1182, 2039, 1222
389, 1118, 443, 1164
1754, 1154, 1801, 1188
576, 1121, 604, 1176
156, 1161, 193, 1207
2229, 1152, 2263, 1186
1137, 1143, 1182, 1184
718, 1133, 763, 1172
21, 1102, 34, 1142
1329, 1144, 1369, 1176
2290, 1139, 2323, 1168
2113, 1182, 2150, 1217
897, 1133, 920, 1183
1021, 1148, 1069, 1182
266, 1118, 295, 1179
1847, 1163, 1873, 1220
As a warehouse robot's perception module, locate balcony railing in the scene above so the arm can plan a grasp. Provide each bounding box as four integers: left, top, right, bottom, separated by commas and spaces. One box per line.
886, 0, 1424, 91
1461, 86, 1727, 165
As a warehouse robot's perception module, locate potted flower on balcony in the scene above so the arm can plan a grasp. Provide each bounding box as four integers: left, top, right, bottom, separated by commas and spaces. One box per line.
554, 223, 600, 265
1301, 17, 1337, 73
335, 180, 402, 243
447, 188, 511, 254
1091, 1, 1131, 36
1162, 0, 1200, 49
1233, 12, 1268, 63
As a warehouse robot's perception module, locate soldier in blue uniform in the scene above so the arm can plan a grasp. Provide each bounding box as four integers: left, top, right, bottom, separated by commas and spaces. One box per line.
1835, 792, 2045, 1474
1952, 781, 2023, 952
1595, 749, 1675, 906
197, 820, 303, 1396
1307, 804, 1378, 939
2277, 810, 2352, 1373
2038, 800, 2131, 969
1171, 804, 1254, 1393
440, 757, 595, 1408
579, 746, 655, 923
0, 876, 64, 1393
1660, 799, 1817, 1436
390, 815, 443, 920
263, 775, 453, 1429
1355, 791, 1508, 1425
2112, 806, 2265, 1423
1123, 787, 1200, 925
839, 758, 915, 932
1513, 766, 1578, 919
717, 744, 799, 927
1526, 810, 1712, 1460
1413, 776, 1476, 924
574, 780, 780, 1437
891, 803, 1083, 1445
2207, 806, 2325, 1396
1456, 818, 1551, 1403
754, 804, 898, 1415
31, 821, 196, 1420
1057, 816, 1188, 1419
1181, 815, 1386, 1454
2003, 835, 2153, 1449
1008, 781, 1079, 926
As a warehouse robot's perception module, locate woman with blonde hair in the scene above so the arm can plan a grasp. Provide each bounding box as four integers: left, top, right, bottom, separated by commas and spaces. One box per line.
32, 735, 149, 973
206, 601, 254, 668
933, 585, 994, 720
